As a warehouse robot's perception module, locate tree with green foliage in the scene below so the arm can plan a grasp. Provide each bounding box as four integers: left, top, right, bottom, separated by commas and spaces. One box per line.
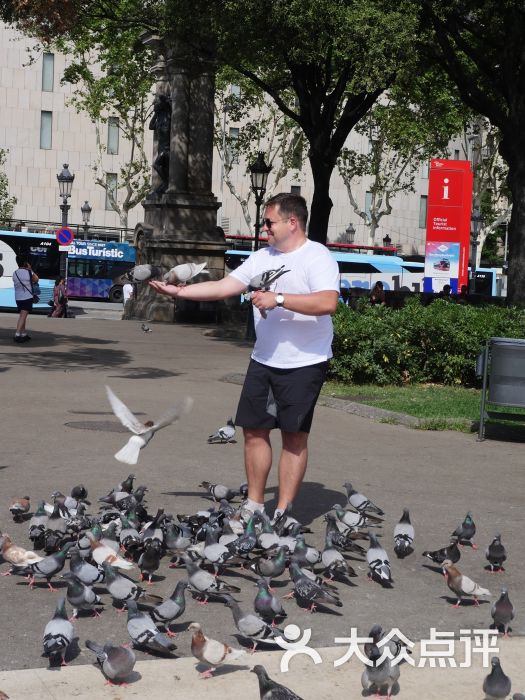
421, 1, 525, 304
6, 0, 421, 244
0, 149, 17, 225
337, 72, 466, 247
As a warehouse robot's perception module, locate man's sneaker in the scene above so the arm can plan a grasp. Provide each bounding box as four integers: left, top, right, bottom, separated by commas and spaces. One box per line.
237, 499, 264, 524
21, 335, 31, 342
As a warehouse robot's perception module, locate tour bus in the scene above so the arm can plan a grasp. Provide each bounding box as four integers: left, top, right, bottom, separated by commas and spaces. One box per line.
224, 248, 499, 296
0, 230, 136, 308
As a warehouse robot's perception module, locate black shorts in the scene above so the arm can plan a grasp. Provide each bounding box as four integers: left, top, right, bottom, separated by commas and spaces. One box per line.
16, 298, 33, 312
235, 359, 329, 433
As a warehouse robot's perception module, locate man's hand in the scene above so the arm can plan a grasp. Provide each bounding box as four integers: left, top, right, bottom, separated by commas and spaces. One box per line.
250, 290, 278, 312
148, 280, 185, 297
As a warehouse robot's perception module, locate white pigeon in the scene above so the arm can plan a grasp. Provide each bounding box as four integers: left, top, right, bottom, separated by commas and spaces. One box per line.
106, 386, 193, 465
164, 262, 209, 284
207, 417, 236, 444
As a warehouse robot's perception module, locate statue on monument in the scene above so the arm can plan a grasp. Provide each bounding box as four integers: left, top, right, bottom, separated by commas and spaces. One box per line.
149, 93, 172, 196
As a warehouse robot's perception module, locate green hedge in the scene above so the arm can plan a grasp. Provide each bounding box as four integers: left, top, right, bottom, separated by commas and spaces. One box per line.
330, 297, 525, 386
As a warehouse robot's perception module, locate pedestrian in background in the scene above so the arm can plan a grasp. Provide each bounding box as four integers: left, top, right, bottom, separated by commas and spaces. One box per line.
123, 281, 134, 307
369, 280, 386, 306
50, 277, 67, 318
13, 256, 38, 342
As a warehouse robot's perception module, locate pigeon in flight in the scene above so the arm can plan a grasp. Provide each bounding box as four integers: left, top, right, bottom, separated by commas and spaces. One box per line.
106, 386, 193, 465
207, 418, 236, 444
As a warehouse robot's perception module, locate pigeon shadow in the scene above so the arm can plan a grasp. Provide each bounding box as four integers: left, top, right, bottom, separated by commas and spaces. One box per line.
264, 481, 350, 527
421, 563, 447, 576
483, 565, 505, 573
440, 595, 490, 607
194, 662, 251, 677
232, 634, 282, 651
293, 598, 344, 616
107, 367, 182, 380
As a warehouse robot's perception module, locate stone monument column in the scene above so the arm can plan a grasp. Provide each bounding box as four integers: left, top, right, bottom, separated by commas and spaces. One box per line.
129, 34, 226, 323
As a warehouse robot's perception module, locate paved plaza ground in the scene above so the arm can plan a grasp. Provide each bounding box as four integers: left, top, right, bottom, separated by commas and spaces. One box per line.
0, 310, 523, 697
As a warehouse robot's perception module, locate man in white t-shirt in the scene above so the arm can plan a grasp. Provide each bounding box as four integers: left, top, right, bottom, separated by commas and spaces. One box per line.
148, 193, 339, 521
122, 282, 134, 306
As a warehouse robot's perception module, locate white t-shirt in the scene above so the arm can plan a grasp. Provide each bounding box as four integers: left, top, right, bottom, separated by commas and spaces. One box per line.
230, 239, 340, 368
13, 268, 33, 301
123, 283, 134, 304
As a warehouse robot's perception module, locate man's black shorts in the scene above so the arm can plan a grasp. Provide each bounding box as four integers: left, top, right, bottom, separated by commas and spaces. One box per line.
235, 359, 329, 433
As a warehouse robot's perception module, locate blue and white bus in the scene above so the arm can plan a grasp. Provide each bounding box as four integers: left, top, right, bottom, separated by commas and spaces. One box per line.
0, 230, 136, 308
224, 249, 499, 296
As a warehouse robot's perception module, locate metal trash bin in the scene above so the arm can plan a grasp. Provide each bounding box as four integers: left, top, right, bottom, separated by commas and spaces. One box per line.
477, 337, 525, 440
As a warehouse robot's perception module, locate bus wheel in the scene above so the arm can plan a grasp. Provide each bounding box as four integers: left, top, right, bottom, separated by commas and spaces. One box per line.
109, 285, 123, 303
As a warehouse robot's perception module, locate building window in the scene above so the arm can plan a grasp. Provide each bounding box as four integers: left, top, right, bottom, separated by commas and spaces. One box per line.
105, 173, 117, 210
40, 111, 52, 149
365, 191, 373, 220
230, 84, 241, 99
419, 195, 428, 228
290, 132, 303, 170
227, 127, 239, 163
42, 53, 54, 92
421, 160, 429, 178
290, 185, 301, 195
107, 117, 119, 155
454, 149, 460, 160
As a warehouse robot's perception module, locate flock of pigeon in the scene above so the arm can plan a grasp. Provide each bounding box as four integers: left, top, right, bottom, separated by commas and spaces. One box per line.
0, 385, 522, 699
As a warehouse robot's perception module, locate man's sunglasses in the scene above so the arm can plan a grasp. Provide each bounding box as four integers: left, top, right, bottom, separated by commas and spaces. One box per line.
262, 218, 289, 228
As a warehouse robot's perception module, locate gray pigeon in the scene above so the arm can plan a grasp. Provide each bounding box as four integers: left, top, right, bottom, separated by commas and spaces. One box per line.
288, 561, 342, 613
483, 656, 511, 699
332, 504, 379, 531
320, 532, 353, 580
85, 640, 136, 685
62, 572, 102, 618
141, 323, 153, 332
491, 587, 514, 637
12, 541, 74, 591
164, 261, 209, 284
251, 664, 304, 700
183, 554, 240, 603
199, 481, 238, 501
151, 581, 188, 636
254, 578, 287, 624
69, 550, 105, 586
451, 511, 477, 548
343, 482, 384, 515
126, 600, 177, 655
486, 534, 507, 572
101, 562, 162, 610
249, 545, 289, 586
42, 597, 74, 666
393, 508, 414, 558
128, 264, 162, 281
361, 652, 400, 699
207, 418, 236, 444
422, 538, 461, 566
367, 532, 393, 584
222, 594, 284, 652
28, 500, 48, 546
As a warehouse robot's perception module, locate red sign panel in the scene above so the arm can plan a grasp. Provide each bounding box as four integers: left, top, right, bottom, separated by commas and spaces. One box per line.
425, 160, 473, 293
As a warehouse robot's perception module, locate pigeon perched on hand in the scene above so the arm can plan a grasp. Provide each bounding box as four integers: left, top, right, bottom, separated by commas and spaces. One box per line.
486, 534, 507, 573
442, 559, 491, 607
393, 508, 414, 558
126, 600, 177, 655
251, 664, 304, 700
42, 597, 74, 666
483, 657, 511, 699
106, 385, 193, 465
85, 640, 136, 685
207, 418, 236, 444
491, 587, 514, 638
188, 621, 246, 678
164, 262, 209, 284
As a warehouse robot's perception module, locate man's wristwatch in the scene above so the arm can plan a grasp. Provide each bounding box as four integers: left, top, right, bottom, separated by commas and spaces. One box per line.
275, 293, 285, 307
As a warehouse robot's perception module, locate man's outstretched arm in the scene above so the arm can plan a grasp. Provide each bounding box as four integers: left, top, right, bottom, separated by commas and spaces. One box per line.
148, 274, 247, 302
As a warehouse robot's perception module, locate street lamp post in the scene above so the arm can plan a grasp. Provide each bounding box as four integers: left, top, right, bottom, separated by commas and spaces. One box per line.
344, 224, 356, 245
470, 207, 483, 293
245, 152, 272, 341
382, 233, 392, 250
81, 200, 92, 239
57, 164, 74, 278
249, 152, 272, 251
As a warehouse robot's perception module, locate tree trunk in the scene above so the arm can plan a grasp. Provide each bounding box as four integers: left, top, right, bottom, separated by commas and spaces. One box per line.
307, 153, 334, 244
506, 165, 525, 306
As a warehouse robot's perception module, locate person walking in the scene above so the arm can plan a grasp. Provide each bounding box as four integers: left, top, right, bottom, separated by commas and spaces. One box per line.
148, 193, 339, 521
13, 256, 39, 343
50, 277, 67, 318
122, 281, 134, 307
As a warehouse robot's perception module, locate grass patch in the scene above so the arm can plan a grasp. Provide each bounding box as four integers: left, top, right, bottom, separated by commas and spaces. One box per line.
323, 381, 525, 432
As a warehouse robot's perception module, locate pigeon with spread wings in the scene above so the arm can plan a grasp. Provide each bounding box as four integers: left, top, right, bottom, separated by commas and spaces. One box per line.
105, 386, 193, 465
